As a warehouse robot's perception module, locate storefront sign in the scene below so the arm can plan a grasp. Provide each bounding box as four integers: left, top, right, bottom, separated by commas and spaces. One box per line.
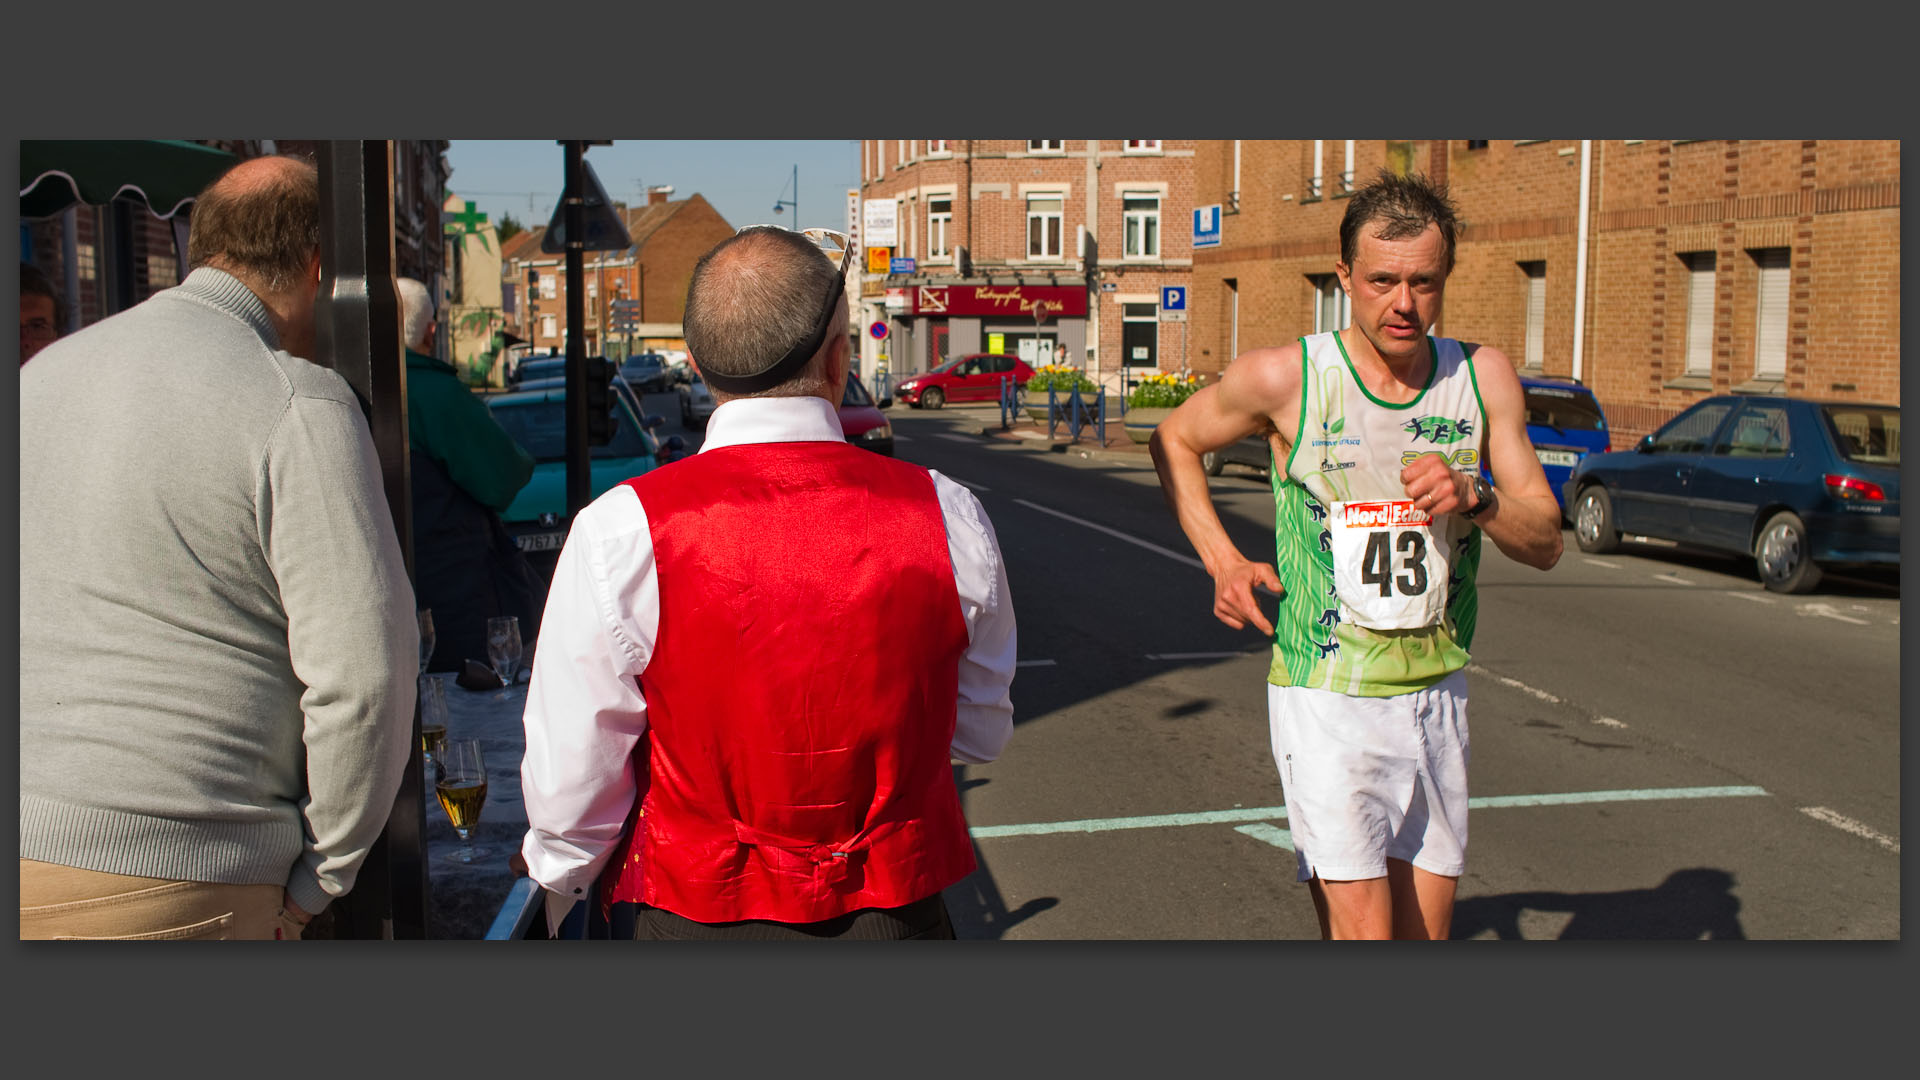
911, 284, 1087, 318
862, 198, 898, 246
988, 332, 1006, 354
884, 287, 909, 310
867, 246, 892, 274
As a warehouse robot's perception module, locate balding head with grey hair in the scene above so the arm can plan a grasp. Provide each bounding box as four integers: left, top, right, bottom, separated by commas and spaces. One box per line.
682, 227, 847, 401
396, 277, 436, 354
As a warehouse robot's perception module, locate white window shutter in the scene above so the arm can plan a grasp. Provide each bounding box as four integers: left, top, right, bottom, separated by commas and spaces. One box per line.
1753, 249, 1790, 378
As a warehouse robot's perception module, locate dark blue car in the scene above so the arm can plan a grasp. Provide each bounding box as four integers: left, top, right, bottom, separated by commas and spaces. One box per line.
1564, 395, 1899, 593
1482, 375, 1612, 520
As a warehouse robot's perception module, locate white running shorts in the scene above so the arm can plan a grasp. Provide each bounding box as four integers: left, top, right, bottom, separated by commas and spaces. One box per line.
1266, 670, 1470, 882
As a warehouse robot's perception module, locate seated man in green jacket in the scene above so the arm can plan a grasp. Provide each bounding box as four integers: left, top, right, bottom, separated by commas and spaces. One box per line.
399, 277, 544, 672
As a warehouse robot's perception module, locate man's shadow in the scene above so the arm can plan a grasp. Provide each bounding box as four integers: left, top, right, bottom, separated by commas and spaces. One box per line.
1450, 868, 1746, 940
944, 774, 1061, 939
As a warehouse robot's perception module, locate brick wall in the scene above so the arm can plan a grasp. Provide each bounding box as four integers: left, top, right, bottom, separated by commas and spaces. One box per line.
1189, 140, 1899, 449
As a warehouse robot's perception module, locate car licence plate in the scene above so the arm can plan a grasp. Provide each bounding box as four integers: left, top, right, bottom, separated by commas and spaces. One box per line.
1535, 449, 1580, 468
516, 531, 566, 553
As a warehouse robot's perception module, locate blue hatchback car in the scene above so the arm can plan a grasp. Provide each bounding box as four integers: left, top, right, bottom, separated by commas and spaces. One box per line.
1564, 395, 1899, 593
1483, 375, 1612, 521
486, 383, 671, 561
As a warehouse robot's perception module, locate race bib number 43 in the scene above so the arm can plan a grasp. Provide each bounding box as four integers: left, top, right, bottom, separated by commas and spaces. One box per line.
1330, 500, 1450, 630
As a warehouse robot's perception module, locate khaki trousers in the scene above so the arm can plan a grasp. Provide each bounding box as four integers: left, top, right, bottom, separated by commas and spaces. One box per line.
19, 859, 304, 941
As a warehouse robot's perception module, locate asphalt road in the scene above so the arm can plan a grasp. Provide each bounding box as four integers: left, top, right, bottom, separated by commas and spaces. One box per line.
643, 392, 1901, 940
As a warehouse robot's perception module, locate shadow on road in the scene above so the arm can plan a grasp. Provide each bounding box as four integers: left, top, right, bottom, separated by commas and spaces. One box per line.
1450, 867, 1747, 939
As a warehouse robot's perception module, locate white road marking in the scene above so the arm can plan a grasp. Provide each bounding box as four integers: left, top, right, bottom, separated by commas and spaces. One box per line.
1583, 558, 1620, 569
1654, 573, 1694, 585
1147, 651, 1260, 661
891, 434, 913, 443
1015, 659, 1057, 668
1465, 664, 1561, 704
1727, 593, 1776, 603
945, 476, 991, 492
1012, 498, 1206, 570
1593, 716, 1630, 729
1235, 823, 1295, 851
1799, 807, 1900, 853
967, 785, 1769, 840
1797, 602, 1869, 625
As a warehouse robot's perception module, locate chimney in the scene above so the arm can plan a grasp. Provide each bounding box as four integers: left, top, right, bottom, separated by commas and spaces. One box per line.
647, 185, 675, 206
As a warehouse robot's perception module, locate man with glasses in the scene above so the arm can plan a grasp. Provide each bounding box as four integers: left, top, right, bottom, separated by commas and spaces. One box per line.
520, 225, 1017, 940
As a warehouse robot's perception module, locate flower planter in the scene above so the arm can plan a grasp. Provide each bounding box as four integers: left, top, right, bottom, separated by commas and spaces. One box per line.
1122, 406, 1175, 444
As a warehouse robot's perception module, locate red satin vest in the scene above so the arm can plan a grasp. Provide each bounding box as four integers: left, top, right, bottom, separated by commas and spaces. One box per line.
600, 440, 976, 924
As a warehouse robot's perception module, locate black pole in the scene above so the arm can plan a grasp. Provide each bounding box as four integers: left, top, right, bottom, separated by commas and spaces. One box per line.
564, 141, 590, 520
312, 139, 430, 941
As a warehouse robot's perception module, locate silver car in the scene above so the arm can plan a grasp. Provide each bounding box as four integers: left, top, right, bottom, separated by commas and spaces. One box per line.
677, 373, 716, 430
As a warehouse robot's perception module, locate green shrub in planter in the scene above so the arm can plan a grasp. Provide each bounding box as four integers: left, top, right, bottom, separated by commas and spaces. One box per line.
1024, 364, 1098, 395
1127, 372, 1200, 409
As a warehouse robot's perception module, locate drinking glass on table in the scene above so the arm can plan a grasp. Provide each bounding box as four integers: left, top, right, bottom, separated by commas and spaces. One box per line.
485, 616, 523, 696
417, 609, 436, 675
436, 738, 491, 863
418, 675, 448, 780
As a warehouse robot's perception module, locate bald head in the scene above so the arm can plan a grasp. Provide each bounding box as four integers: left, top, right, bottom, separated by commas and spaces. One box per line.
683, 227, 844, 399
187, 155, 321, 293
397, 277, 436, 352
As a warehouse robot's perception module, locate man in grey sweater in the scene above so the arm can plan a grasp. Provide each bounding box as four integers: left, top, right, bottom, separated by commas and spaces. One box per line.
19, 154, 418, 940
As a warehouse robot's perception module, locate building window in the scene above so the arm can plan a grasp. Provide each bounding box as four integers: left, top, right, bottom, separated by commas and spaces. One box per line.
1122, 192, 1160, 259
1751, 248, 1790, 379
898, 140, 908, 166
1308, 140, 1324, 200
1027, 140, 1064, 154
1027, 195, 1063, 260
927, 140, 950, 156
1683, 251, 1717, 377
147, 252, 178, 289
1226, 277, 1239, 359
1341, 139, 1355, 194
1309, 274, 1349, 333
1521, 261, 1547, 369
1124, 140, 1161, 153
1466, 140, 1489, 150
540, 273, 557, 300
541, 314, 557, 339
928, 198, 952, 259
76, 242, 96, 280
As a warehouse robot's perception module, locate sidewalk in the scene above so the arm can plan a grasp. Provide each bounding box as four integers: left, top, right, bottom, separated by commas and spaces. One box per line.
966, 400, 1158, 467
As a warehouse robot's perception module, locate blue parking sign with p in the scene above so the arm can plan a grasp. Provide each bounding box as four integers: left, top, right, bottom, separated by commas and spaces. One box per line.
1161, 286, 1185, 311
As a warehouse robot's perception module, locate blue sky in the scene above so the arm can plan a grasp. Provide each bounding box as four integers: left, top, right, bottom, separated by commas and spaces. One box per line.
444, 140, 861, 238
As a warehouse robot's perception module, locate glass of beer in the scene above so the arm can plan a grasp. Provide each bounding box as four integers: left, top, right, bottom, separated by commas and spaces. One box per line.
418, 675, 448, 780
436, 738, 491, 863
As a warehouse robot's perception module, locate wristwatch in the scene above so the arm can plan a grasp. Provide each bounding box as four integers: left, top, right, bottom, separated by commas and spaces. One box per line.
1459, 473, 1496, 520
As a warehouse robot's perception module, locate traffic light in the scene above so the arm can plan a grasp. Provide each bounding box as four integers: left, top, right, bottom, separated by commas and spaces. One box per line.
585, 357, 616, 446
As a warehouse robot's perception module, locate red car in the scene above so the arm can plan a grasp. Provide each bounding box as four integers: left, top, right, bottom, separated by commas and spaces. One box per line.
839, 373, 893, 455
894, 353, 1034, 409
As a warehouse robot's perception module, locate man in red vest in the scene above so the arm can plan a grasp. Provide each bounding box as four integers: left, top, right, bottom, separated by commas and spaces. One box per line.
519, 225, 1017, 940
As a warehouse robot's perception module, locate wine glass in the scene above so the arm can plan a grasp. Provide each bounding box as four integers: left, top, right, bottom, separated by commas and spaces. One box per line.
486, 616, 523, 697
436, 738, 491, 863
418, 675, 448, 780
417, 609, 436, 675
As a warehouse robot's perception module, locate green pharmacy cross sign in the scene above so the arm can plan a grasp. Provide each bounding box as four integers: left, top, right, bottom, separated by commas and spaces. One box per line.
444, 200, 492, 251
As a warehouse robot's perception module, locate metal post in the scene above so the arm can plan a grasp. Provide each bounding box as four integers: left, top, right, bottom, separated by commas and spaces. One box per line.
312, 139, 429, 941
563, 141, 590, 521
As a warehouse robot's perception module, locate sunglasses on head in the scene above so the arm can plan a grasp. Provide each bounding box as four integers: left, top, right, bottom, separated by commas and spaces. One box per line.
699, 226, 852, 396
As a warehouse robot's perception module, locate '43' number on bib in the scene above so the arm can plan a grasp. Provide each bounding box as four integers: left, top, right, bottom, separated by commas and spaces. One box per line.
1360, 530, 1429, 597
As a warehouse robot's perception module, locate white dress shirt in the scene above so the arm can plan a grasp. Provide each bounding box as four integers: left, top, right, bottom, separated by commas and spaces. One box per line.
520, 394, 1016, 926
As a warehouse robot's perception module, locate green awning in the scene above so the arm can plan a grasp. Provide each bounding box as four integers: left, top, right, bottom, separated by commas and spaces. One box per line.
19, 139, 239, 221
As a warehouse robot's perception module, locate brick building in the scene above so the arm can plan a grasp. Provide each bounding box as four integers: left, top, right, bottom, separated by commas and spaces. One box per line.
21, 140, 450, 334
499, 187, 733, 361
1189, 140, 1900, 447
855, 140, 1196, 390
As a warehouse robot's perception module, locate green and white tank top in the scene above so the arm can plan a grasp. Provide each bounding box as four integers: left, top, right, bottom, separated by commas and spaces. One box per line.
1266, 332, 1487, 697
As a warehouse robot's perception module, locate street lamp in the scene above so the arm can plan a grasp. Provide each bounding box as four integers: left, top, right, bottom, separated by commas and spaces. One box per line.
771, 164, 797, 224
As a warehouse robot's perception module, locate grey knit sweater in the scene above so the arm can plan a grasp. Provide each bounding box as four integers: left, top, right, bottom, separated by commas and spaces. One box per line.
19, 268, 418, 916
